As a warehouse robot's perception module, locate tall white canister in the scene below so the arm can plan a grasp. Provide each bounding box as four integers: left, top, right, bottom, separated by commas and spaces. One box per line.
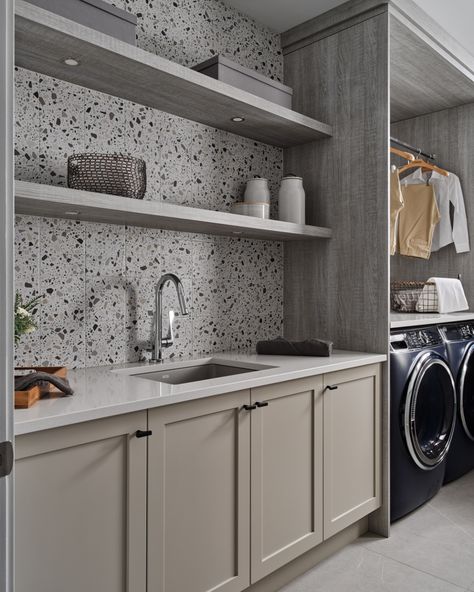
278, 175, 305, 224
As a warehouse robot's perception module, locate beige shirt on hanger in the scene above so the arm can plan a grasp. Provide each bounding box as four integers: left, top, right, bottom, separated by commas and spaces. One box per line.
400, 168, 470, 253
398, 183, 440, 259
390, 168, 404, 255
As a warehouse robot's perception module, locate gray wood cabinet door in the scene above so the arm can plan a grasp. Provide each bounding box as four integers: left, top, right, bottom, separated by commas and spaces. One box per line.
323, 364, 382, 539
250, 376, 324, 583
147, 390, 251, 592
15, 412, 148, 592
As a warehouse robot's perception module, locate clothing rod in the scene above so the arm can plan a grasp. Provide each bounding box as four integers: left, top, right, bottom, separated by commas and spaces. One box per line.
390, 136, 437, 161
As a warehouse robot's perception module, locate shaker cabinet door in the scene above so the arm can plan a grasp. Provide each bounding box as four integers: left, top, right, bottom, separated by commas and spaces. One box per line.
15, 412, 148, 592
250, 376, 324, 583
323, 364, 382, 539
147, 391, 251, 592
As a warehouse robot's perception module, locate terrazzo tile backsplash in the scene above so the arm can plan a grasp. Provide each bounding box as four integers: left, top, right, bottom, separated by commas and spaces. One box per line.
14, 0, 284, 368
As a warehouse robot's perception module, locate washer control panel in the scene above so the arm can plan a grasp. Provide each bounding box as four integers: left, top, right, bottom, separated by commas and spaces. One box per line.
390, 327, 443, 351
440, 322, 474, 342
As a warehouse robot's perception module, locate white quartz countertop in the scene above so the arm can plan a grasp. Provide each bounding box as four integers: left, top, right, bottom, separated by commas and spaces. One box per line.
391, 311, 474, 329
15, 350, 386, 435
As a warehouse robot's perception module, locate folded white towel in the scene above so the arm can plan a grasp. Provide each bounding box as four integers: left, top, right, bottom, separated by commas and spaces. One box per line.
417, 277, 469, 313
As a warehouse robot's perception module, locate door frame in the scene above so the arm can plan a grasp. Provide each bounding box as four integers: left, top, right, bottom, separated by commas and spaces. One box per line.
0, 1, 14, 591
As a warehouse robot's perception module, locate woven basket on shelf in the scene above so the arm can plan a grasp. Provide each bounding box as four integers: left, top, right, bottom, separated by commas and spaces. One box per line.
390, 280, 438, 313
67, 153, 147, 199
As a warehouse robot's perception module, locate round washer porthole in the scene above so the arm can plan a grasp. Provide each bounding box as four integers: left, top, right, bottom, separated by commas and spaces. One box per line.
459, 344, 474, 441
404, 352, 457, 470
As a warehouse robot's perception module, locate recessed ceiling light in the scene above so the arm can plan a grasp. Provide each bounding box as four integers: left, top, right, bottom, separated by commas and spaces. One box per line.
63, 58, 80, 67
231, 116, 245, 122
65, 211, 80, 216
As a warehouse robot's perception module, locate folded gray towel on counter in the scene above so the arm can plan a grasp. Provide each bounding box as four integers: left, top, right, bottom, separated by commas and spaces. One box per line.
14, 372, 74, 396
256, 337, 333, 357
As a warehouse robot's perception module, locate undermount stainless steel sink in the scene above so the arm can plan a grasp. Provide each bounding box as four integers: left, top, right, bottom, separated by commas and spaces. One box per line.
119, 359, 274, 385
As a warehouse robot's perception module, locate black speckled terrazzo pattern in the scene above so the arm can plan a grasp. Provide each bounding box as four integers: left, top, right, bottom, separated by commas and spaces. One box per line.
15, 217, 284, 367
106, 0, 283, 81
14, 0, 284, 368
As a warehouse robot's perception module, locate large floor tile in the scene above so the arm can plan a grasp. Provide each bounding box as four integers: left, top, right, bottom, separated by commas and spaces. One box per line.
429, 471, 474, 538
278, 545, 466, 592
362, 524, 474, 588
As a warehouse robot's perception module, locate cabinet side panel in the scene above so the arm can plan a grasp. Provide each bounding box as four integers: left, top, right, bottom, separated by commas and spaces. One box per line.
283, 12, 390, 537
283, 13, 390, 354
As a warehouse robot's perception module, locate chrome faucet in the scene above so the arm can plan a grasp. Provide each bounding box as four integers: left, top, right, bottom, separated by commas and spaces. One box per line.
153, 273, 189, 362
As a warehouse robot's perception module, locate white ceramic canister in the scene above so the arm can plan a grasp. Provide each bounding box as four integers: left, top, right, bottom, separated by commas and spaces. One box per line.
244, 177, 270, 204
278, 175, 305, 224
231, 202, 270, 219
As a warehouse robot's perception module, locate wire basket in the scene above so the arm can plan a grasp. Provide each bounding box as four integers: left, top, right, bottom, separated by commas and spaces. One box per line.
391, 280, 438, 313
67, 153, 147, 199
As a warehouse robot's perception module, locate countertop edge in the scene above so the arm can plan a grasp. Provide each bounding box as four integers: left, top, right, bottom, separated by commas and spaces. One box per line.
391, 311, 474, 329
15, 353, 387, 436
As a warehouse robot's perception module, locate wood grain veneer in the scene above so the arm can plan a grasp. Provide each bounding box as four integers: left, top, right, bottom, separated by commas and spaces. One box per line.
283, 13, 390, 536
15, 1, 332, 148
391, 103, 474, 302
15, 180, 333, 241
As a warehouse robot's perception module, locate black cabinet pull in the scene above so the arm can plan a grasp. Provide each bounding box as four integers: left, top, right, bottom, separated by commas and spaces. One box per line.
243, 404, 257, 411
255, 401, 269, 408
325, 385, 338, 391
136, 429, 153, 438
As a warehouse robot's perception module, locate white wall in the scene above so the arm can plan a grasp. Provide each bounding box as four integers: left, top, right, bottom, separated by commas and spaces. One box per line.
412, 0, 474, 55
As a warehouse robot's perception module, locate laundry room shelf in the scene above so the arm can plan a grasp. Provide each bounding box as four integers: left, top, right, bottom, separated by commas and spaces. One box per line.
15, 0, 332, 148
15, 181, 333, 242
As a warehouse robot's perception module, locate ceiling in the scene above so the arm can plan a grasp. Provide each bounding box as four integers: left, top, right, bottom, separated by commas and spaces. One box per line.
222, 0, 347, 33
223, 0, 474, 55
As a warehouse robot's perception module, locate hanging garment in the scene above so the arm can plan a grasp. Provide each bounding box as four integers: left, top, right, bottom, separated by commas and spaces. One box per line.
390, 168, 404, 255
398, 183, 440, 259
401, 168, 470, 253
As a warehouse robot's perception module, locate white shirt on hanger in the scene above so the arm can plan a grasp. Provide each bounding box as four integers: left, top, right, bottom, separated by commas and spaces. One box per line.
400, 167, 470, 253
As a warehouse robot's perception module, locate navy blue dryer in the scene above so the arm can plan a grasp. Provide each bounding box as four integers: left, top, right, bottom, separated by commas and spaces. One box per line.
390, 326, 457, 521
439, 322, 474, 483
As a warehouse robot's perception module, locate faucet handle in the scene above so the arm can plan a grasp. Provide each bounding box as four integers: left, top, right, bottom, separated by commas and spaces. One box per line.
168, 309, 175, 343
162, 309, 175, 348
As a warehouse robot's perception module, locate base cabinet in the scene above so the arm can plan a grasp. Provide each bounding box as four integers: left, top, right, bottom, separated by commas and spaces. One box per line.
15, 363, 382, 592
15, 412, 148, 592
250, 376, 323, 583
323, 364, 382, 538
147, 390, 251, 592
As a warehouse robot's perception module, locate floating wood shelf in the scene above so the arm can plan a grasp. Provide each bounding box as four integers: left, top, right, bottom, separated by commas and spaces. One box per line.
390, 4, 474, 122
15, 181, 333, 242
15, 1, 332, 148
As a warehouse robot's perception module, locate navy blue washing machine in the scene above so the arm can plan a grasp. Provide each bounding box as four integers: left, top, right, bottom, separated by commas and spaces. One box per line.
390, 326, 457, 521
439, 322, 474, 483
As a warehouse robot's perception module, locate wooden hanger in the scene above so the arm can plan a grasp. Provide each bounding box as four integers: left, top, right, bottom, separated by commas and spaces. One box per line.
398, 158, 449, 177
390, 147, 415, 161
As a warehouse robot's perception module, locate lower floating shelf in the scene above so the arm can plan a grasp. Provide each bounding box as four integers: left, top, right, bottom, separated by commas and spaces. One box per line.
15, 181, 333, 242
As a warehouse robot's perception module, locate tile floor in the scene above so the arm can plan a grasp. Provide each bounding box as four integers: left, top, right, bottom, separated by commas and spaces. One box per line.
280, 470, 474, 592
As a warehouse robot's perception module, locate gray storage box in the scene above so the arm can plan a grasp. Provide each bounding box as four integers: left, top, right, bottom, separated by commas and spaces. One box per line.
26, 0, 137, 45
193, 55, 293, 109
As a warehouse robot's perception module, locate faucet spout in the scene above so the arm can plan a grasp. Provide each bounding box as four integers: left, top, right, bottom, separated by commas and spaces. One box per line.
153, 273, 189, 362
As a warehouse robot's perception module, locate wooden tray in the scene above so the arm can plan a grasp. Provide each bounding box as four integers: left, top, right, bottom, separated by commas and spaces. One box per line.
15, 366, 68, 409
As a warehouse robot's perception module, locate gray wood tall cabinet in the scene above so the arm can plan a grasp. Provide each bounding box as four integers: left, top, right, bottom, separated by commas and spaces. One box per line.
281, 0, 474, 537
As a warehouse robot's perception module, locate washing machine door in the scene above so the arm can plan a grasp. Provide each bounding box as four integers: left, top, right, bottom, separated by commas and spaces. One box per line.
404, 352, 457, 470
459, 343, 474, 441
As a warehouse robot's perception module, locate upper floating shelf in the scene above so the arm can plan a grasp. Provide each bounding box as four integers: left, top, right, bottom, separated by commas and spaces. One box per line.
15, 181, 333, 242
390, 2, 474, 122
15, 1, 332, 148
